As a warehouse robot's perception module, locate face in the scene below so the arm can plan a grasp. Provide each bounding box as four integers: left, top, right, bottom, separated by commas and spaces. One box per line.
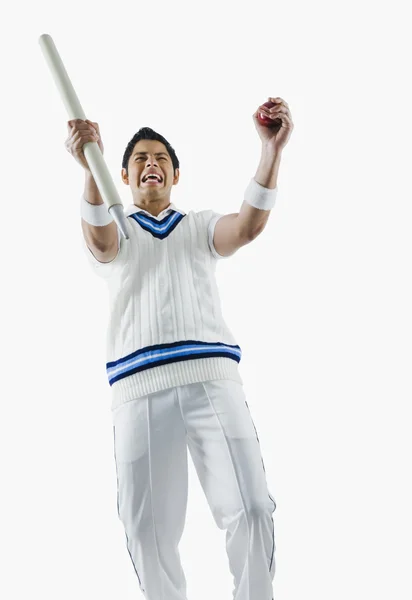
121, 139, 179, 214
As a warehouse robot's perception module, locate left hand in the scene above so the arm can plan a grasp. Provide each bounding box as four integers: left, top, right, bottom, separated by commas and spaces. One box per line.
253, 97, 294, 153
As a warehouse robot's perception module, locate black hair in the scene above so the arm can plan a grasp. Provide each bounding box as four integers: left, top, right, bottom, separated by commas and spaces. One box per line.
122, 127, 180, 176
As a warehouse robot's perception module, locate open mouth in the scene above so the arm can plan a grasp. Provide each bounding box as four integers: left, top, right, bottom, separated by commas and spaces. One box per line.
142, 174, 163, 185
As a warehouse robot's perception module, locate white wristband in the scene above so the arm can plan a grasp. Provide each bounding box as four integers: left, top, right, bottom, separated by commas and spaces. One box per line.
244, 178, 277, 210
80, 195, 114, 226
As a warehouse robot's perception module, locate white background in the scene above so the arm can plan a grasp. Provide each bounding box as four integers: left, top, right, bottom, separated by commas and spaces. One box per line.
1, 1, 411, 599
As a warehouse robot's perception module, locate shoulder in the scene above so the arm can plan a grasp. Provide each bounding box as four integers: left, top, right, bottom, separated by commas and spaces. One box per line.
192, 208, 223, 227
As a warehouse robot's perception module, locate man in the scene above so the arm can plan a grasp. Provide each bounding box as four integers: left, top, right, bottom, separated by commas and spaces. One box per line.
65, 96, 293, 600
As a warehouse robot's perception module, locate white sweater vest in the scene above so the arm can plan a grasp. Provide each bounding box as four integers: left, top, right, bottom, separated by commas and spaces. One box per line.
82, 200, 243, 410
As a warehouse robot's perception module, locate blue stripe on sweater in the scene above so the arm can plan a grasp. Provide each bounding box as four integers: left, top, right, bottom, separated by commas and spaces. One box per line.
106, 340, 242, 386
129, 211, 186, 239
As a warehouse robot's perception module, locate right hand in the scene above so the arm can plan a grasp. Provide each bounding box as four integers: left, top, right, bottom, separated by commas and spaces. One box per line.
65, 119, 104, 172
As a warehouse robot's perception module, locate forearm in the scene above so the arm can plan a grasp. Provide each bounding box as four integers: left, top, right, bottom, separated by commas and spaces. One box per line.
81, 171, 118, 252
84, 170, 104, 205
254, 145, 282, 189
237, 146, 282, 238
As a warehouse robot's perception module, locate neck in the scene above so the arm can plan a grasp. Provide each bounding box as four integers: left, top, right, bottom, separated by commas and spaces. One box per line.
134, 197, 171, 217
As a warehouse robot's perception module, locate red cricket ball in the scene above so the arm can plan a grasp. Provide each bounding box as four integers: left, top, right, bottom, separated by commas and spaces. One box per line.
257, 101, 281, 128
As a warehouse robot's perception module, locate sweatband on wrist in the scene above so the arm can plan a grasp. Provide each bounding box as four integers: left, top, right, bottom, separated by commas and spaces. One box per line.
80, 195, 114, 226
244, 178, 277, 210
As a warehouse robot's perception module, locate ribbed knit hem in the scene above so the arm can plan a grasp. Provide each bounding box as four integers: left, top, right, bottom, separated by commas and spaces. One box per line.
110, 356, 243, 410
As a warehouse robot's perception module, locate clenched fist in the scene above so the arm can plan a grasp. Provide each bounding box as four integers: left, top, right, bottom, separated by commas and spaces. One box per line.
65, 119, 104, 172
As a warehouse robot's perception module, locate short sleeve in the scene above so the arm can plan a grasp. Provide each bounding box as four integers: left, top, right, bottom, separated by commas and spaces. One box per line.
208, 212, 231, 259
197, 209, 231, 260
82, 227, 129, 277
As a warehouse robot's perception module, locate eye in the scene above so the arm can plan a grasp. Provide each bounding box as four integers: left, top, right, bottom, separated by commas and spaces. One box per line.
135, 156, 167, 161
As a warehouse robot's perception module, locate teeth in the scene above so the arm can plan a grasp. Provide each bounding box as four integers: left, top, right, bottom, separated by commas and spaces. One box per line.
145, 174, 161, 182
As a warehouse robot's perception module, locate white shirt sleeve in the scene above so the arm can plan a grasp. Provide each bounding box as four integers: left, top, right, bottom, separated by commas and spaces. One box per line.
203, 211, 233, 260
207, 213, 226, 259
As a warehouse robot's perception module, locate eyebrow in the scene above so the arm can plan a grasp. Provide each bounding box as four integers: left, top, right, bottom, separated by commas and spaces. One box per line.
133, 151, 169, 158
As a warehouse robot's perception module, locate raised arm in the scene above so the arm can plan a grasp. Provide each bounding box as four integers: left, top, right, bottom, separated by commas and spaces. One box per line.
65, 118, 119, 263
81, 170, 119, 263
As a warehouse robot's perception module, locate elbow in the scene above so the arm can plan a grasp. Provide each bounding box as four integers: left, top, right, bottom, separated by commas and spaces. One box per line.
249, 225, 265, 241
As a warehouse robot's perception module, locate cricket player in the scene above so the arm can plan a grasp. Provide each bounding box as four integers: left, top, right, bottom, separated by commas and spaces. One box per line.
65, 97, 293, 600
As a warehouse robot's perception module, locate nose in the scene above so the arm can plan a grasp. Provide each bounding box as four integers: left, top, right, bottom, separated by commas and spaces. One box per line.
145, 156, 158, 166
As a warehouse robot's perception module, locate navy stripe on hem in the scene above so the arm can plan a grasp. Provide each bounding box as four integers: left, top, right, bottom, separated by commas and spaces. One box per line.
106, 340, 242, 386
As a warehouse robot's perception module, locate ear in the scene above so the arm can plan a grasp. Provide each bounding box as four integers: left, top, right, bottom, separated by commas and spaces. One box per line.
173, 168, 180, 185
121, 168, 129, 185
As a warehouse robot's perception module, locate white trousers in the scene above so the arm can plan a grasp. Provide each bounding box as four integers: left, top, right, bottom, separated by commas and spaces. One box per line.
111, 379, 277, 600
